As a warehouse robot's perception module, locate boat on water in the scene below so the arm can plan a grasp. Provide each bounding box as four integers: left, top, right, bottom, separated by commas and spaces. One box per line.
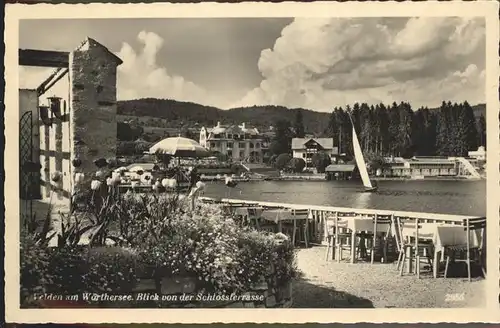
349, 114, 378, 193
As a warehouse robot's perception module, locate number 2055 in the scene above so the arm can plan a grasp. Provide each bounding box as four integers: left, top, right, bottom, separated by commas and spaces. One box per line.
445, 293, 465, 302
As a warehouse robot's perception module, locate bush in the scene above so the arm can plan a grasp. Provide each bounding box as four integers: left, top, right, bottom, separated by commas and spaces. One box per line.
274, 153, 292, 170
85, 246, 139, 294
20, 232, 52, 306
46, 246, 89, 295
136, 202, 242, 293
311, 152, 331, 173
130, 199, 299, 294
230, 163, 246, 175
21, 192, 299, 306
288, 157, 306, 173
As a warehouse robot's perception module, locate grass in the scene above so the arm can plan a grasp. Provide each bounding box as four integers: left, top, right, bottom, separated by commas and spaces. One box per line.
292, 247, 485, 308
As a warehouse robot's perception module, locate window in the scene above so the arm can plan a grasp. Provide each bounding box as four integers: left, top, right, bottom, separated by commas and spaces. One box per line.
249, 143, 254, 149
227, 151, 233, 158
210, 142, 216, 148
239, 142, 245, 148
227, 142, 233, 148
255, 143, 260, 148
239, 151, 244, 158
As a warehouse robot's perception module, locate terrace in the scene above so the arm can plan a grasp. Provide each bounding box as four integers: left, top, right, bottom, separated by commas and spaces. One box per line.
197, 197, 486, 308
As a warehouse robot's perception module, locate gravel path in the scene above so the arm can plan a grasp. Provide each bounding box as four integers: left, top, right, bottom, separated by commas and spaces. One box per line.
292, 247, 485, 308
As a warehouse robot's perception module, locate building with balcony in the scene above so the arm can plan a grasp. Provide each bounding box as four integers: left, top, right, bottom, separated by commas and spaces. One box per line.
199, 122, 270, 163
379, 156, 481, 179
291, 138, 338, 168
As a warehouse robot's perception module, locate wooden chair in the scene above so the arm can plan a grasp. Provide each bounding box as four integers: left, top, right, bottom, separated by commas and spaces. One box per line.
443, 217, 486, 282
369, 214, 393, 264
281, 208, 310, 247
246, 207, 264, 229
395, 217, 434, 278
324, 212, 352, 262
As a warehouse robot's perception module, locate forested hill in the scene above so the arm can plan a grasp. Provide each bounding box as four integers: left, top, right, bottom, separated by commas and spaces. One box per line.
117, 98, 486, 135
117, 98, 332, 135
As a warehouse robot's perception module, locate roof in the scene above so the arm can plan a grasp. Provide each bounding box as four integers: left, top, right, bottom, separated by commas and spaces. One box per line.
292, 138, 334, 150
208, 124, 260, 137
325, 164, 356, 172
77, 37, 123, 65
384, 157, 407, 164
408, 159, 455, 164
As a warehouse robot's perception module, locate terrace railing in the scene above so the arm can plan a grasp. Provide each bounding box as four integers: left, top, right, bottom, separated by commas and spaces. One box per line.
198, 196, 477, 245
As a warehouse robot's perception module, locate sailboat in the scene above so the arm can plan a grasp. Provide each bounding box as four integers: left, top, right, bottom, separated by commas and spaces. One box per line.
349, 114, 378, 193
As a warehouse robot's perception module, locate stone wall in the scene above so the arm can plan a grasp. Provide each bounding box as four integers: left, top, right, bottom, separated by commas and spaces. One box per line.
69, 37, 122, 189
132, 271, 293, 308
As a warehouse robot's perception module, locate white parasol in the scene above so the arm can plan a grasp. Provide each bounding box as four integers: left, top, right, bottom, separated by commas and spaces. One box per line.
149, 137, 210, 158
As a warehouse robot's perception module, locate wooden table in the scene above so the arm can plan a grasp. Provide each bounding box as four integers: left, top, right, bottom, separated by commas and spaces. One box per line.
432, 224, 482, 278
400, 223, 481, 277
261, 209, 309, 245
338, 216, 391, 264
233, 207, 264, 227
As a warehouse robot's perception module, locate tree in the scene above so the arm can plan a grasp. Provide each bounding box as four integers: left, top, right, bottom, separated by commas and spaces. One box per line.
436, 101, 451, 156
337, 108, 352, 156
374, 104, 389, 154
116, 141, 137, 156
134, 140, 152, 154
326, 107, 339, 142
477, 114, 486, 148
387, 103, 400, 156
364, 150, 387, 172
117, 122, 143, 141
270, 119, 293, 155
263, 153, 273, 165
288, 157, 306, 173
462, 101, 479, 152
293, 109, 305, 138
311, 152, 331, 173
398, 102, 414, 157
211, 151, 229, 163
274, 153, 292, 170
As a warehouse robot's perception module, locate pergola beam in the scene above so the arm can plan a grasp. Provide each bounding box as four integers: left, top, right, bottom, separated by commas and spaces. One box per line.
19, 49, 69, 68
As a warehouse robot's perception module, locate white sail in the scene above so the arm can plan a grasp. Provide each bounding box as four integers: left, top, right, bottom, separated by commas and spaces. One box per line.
352, 125, 373, 189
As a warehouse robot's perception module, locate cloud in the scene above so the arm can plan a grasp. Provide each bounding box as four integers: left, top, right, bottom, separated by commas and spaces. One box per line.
19, 31, 223, 108
235, 17, 485, 111
115, 31, 225, 107
19, 66, 70, 105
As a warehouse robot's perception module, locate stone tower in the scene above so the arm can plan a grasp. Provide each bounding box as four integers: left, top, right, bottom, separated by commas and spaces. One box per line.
68, 38, 123, 192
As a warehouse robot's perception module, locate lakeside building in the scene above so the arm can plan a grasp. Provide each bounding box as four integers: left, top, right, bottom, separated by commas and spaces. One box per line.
199, 122, 270, 163
379, 156, 481, 179
468, 146, 486, 161
325, 156, 482, 180
291, 138, 339, 168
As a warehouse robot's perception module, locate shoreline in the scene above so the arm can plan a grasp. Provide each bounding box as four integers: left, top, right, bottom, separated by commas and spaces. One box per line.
232, 176, 486, 182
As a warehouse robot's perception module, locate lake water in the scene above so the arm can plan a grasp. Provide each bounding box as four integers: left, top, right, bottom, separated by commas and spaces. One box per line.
202, 180, 486, 216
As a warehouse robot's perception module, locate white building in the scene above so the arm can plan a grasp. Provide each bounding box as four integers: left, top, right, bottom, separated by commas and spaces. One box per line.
199, 122, 269, 163
291, 138, 338, 167
468, 146, 486, 161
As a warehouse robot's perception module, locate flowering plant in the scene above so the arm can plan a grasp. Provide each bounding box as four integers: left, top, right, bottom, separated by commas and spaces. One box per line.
21, 167, 299, 306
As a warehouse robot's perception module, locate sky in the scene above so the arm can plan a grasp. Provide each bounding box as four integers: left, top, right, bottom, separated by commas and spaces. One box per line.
19, 17, 486, 112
